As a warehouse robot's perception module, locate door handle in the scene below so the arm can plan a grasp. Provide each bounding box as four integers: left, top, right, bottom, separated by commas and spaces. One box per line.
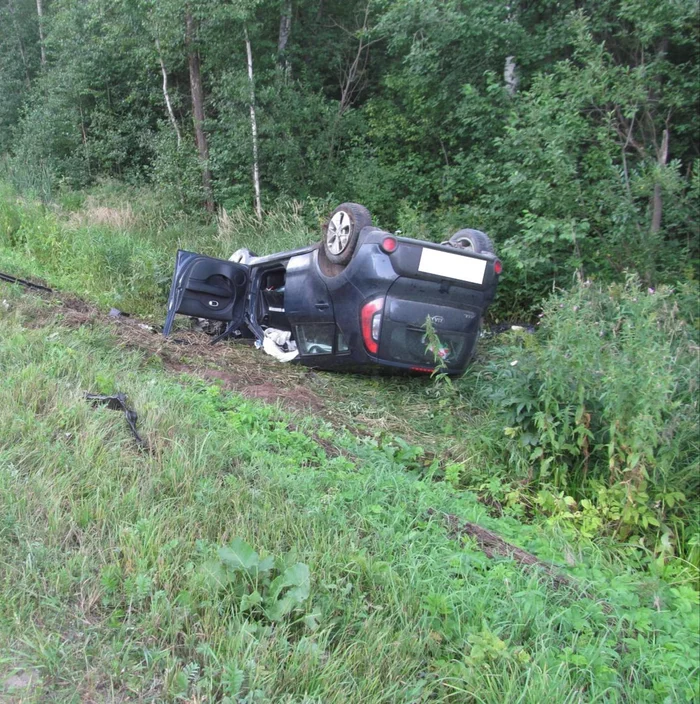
315, 301, 330, 310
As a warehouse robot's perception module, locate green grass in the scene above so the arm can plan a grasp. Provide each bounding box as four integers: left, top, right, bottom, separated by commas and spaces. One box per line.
0, 182, 698, 701
0, 180, 321, 318
1, 281, 699, 702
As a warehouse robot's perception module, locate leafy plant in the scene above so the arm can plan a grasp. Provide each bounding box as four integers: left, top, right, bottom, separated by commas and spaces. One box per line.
477, 276, 699, 546
199, 538, 312, 625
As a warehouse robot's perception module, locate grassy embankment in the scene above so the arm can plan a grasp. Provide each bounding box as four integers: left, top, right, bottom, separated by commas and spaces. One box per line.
0, 183, 698, 701
0, 182, 320, 318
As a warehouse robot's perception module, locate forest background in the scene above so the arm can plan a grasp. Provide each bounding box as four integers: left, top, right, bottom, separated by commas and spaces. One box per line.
1, 0, 698, 313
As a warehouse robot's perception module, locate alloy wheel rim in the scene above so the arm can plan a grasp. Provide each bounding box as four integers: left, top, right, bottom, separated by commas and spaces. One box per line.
326, 211, 352, 255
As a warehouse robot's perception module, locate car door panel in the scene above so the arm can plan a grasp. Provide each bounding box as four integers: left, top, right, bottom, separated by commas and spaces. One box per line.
283, 251, 337, 357
163, 250, 249, 335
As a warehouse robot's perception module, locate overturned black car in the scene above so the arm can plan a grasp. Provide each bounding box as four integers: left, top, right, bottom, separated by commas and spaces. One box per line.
163, 203, 501, 375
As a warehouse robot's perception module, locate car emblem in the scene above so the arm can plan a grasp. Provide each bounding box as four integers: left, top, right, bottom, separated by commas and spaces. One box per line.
431, 315, 444, 324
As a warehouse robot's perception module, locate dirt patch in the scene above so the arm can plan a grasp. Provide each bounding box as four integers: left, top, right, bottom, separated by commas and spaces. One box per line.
240, 382, 325, 412
132, 330, 327, 416
1, 668, 41, 700
197, 363, 270, 389
5, 284, 329, 417
61, 296, 93, 313
22, 298, 96, 330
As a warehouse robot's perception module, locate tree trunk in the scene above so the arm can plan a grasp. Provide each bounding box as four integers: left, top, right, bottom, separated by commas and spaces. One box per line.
278, 0, 292, 73
649, 39, 670, 235
185, 11, 214, 212
18, 35, 31, 88
245, 26, 262, 221
650, 128, 669, 234
155, 38, 181, 148
503, 3, 518, 96
337, 4, 373, 119
79, 105, 91, 177
7, 0, 31, 87
504, 56, 518, 97
328, 3, 377, 160
36, 0, 46, 66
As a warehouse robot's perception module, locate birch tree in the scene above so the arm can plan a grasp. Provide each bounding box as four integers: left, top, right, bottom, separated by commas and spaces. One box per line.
155, 37, 182, 147
244, 25, 262, 220
35, 0, 45, 65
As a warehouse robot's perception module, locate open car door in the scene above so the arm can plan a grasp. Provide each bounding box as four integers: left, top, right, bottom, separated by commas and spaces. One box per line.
163, 250, 249, 337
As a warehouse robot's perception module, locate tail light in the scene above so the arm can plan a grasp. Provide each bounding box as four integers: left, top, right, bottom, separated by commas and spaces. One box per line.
361, 297, 384, 354
494, 259, 503, 275
380, 236, 398, 253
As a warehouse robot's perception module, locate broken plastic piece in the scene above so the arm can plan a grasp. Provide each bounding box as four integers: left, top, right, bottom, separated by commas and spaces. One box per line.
109, 308, 132, 319
0, 271, 53, 292
85, 392, 148, 448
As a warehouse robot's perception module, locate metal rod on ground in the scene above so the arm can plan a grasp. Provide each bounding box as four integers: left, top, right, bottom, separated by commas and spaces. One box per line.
0, 271, 53, 292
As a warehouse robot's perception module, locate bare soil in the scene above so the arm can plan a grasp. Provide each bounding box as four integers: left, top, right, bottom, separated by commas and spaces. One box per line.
22, 289, 330, 417
0, 669, 41, 703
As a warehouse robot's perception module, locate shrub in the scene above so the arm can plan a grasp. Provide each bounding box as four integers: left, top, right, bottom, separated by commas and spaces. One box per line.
475, 276, 699, 543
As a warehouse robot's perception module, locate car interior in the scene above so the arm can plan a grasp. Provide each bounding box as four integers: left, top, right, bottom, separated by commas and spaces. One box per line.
258, 267, 289, 331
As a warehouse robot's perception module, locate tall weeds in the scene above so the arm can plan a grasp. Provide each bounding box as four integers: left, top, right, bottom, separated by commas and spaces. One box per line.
473, 277, 699, 546
0, 183, 328, 316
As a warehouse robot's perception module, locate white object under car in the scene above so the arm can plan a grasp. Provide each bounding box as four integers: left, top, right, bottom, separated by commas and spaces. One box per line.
260, 327, 298, 362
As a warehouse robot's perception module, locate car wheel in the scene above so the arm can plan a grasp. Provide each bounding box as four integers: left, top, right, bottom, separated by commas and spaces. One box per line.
323, 203, 372, 266
446, 228, 495, 255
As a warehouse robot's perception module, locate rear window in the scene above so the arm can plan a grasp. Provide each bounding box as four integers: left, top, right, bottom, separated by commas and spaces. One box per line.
384, 325, 468, 368
295, 324, 334, 355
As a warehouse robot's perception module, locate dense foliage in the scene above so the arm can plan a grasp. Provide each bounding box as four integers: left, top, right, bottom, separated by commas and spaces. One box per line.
1, 0, 698, 312
470, 277, 699, 551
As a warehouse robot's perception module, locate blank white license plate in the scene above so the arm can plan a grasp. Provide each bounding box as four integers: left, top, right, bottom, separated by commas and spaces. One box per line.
418, 248, 486, 285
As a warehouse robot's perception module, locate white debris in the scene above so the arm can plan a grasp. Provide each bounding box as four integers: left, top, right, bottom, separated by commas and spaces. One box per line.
229, 248, 255, 264
261, 327, 299, 363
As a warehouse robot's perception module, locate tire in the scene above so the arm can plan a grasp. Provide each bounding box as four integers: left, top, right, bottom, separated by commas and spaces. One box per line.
322, 202, 372, 266
446, 228, 495, 255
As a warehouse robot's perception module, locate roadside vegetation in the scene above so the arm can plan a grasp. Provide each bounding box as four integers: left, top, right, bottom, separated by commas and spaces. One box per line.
1, 183, 698, 554
1, 184, 698, 701
1, 282, 698, 702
